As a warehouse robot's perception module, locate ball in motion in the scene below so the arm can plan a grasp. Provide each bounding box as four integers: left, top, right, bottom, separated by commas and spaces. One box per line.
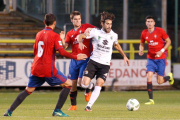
126, 98, 140, 111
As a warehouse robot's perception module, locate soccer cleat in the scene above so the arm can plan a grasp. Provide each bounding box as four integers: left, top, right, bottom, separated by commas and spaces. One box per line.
145, 99, 155, 105
4, 110, 12, 116
168, 73, 174, 85
85, 91, 91, 102
68, 105, 77, 110
85, 106, 92, 112
52, 109, 69, 117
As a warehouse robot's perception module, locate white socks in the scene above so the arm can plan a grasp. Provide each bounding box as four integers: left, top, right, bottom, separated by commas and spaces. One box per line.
86, 86, 101, 108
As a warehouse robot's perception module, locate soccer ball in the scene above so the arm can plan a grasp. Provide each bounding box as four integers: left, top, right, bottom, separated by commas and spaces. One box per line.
126, 98, 140, 111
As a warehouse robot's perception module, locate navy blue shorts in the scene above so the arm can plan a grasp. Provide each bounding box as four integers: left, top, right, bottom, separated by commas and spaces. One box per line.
28, 70, 67, 87
146, 58, 165, 76
68, 58, 90, 80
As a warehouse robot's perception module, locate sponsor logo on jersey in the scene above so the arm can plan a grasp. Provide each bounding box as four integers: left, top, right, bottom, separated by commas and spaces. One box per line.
146, 37, 148, 39
102, 40, 108, 45
148, 40, 158, 46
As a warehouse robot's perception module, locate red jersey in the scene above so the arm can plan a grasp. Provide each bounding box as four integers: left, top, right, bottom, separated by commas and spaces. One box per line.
31, 27, 76, 77
141, 27, 169, 59
65, 23, 96, 57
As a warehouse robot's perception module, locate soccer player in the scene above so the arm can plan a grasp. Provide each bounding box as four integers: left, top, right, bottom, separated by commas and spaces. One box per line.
3, 13, 87, 117
77, 11, 130, 111
60, 11, 96, 110
139, 15, 174, 105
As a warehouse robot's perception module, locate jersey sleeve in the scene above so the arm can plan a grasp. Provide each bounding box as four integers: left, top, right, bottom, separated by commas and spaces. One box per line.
86, 28, 97, 39
54, 35, 63, 50
65, 32, 71, 44
84, 23, 96, 28
140, 31, 145, 43
161, 28, 169, 40
113, 34, 118, 44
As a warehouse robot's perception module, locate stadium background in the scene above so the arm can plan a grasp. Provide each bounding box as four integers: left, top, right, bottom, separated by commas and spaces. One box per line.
0, 0, 180, 91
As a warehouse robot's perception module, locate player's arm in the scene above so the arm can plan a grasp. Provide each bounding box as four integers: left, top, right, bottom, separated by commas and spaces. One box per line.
114, 43, 130, 66
139, 43, 145, 56
60, 31, 69, 49
76, 34, 87, 50
58, 48, 87, 60
155, 37, 171, 57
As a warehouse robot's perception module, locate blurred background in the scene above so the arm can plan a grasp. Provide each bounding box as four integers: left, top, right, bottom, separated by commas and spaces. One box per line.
0, 0, 180, 91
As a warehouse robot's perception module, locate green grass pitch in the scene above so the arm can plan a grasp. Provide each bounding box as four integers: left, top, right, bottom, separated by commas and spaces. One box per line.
0, 90, 180, 120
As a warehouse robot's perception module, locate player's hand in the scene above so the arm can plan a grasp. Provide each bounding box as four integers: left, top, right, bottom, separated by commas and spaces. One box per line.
124, 56, 130, 66
60, 31, 65, 40
77, 53, 88, 60
84, 28, 92, 36
139, 50, 144, 56
79, 42, 87, 50
155, 51, 163, 58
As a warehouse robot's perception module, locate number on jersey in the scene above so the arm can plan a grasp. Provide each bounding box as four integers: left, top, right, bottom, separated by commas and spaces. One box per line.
38, 41, 44, 57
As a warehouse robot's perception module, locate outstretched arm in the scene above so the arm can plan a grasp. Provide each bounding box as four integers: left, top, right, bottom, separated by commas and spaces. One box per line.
77, 34, 87, 50
114, 43, 130, 66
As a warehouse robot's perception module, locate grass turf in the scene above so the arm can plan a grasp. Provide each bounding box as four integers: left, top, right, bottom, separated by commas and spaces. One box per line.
0, 91, 180, 120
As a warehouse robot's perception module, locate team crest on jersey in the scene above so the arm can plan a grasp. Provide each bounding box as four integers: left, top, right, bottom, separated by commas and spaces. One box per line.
110, 36, 113, 40
154, 35, 157, 38
84, 70, 88, 74
79, 30, 82, 33
98, 36, 101, 40
146, 37, 148, 39
71, 35, 73, 38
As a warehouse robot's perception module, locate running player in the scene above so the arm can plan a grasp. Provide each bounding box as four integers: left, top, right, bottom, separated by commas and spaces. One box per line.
139, 15, 174, 105
3, 13, 87, 117
77, 11, 130, 111
61, 11, 96, 110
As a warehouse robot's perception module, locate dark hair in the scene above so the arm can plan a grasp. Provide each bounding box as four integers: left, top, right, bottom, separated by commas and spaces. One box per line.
70, 11, 81, 19
100, 11, 115, 23
145, 15, 155, 21
44, 13, 56, 26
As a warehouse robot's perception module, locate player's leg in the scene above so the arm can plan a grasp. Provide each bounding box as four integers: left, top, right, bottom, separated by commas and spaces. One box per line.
145, 59, 155, 105
85, 63, 109, 111
47, 70, 71, 117
156, 59, 174, 85
79, 62, 94, 102
4, 75, 44, 116
85, 78, 104, 111
67, 59, 79, 110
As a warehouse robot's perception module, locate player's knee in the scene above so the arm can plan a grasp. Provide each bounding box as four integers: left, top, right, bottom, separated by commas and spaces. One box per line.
81, 83, 89, 88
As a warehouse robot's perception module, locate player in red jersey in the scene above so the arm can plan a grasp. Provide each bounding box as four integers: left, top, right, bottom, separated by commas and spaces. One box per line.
139, 15, 174, 105
60, 11, 96, 110
4, 13, 87, 117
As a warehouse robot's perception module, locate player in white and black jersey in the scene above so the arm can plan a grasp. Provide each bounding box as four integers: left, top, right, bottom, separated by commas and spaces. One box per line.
77, 11, 130, 111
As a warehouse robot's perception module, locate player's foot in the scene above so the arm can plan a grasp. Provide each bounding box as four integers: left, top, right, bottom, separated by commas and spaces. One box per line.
85, 106, 92, 112
168, 72, 174, 85
145, 99, 154, 105
68, 105, 77, 110
52, 109, 69, 117
4, 110, 12, 116
85, 91, 91, 102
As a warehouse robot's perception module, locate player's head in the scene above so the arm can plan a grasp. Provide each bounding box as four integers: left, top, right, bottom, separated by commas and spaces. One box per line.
70, 11, 81, 28
145, 15, 155, 29
44, 13, 56, 29
100, 11, 115, 33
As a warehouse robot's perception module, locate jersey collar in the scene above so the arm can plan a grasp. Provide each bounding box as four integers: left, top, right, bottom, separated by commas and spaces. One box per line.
101, 29, 112, 34
148, 27, 155, 34
44, 27, 53, 31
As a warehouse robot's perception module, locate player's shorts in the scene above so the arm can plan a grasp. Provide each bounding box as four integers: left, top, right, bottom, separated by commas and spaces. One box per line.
83, 59, 110, 81
28, 70, 67, 87
68, 58, 90, 80
146, 58, 166, 76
